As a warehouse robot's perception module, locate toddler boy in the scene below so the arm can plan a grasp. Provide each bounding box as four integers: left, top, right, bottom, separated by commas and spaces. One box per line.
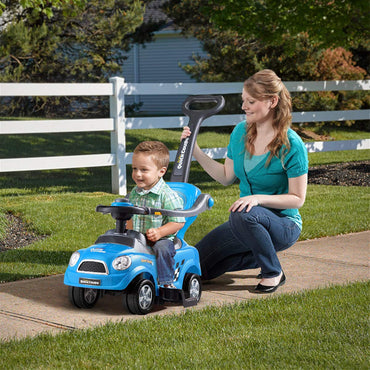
128, 141, 185, 288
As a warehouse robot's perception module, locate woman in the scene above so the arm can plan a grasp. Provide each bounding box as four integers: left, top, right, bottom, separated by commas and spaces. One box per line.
181, 69, 308, 293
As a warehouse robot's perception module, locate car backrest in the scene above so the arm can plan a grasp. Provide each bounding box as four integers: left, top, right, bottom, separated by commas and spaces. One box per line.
167, 182, 201, 240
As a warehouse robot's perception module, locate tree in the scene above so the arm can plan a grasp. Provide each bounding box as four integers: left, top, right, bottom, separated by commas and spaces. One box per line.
161, 0, 368, 126
198, 0, 369, 49
0, 1, 87, 18
0, 0, 161, 117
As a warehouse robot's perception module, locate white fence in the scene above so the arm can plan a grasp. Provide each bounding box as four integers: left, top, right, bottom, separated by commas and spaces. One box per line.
1, 78, 369, 195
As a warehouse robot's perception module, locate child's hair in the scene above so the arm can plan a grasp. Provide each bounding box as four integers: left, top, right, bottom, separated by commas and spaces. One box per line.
244, 69, 292, 166
133, 141, 170, 169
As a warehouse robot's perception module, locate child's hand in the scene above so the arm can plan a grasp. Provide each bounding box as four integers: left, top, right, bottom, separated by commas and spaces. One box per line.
146, 228, 161, 242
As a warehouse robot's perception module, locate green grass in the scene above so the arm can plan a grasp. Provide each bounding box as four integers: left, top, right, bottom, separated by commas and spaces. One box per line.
0, 126, 369, 366
0, 171, 369, 283
302, 122, 370, 141
308, 149, 369, 166
0, 125, 369, 282
0, 282, 368, 369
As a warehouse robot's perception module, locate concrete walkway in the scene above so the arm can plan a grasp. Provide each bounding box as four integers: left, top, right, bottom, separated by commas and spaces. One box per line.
1, 231, 369, 341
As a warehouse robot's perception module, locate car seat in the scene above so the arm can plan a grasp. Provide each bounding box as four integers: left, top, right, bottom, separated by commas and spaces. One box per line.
168, 182, 202, 242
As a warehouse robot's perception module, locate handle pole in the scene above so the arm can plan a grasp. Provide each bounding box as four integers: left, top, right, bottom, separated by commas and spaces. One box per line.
170, 95, 225, 183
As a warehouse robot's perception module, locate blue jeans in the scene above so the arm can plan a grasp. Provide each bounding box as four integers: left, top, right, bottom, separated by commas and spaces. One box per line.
153, 239, 176, 285
195, 206, 301, 280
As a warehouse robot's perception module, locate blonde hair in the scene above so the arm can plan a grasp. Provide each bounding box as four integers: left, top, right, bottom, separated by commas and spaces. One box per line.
133, 141, 170, 169
244, 69, 292, 166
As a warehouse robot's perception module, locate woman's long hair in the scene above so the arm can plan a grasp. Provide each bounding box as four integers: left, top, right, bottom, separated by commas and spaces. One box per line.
244, 69, 292, 166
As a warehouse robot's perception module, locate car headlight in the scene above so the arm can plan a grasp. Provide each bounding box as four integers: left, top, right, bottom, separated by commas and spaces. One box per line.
112, 255, 131, 271
69, 252, 80, 267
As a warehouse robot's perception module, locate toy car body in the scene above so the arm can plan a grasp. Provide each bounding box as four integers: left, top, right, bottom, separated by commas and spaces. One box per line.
64, 182, 214, 315
64, 94, 225, 315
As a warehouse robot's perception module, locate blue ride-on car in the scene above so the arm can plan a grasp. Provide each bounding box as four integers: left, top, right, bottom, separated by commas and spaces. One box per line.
64, 94, 224, 315
64, 182, 214, 314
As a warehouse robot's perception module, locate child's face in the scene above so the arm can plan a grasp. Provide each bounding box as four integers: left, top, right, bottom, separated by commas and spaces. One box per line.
131, 152, 166, 190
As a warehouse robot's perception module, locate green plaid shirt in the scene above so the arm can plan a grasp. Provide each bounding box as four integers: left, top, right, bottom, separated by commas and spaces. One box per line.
129, 178, 185, 241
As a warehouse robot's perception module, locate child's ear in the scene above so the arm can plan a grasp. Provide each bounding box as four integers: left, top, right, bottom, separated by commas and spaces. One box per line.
159, 167, 167, 177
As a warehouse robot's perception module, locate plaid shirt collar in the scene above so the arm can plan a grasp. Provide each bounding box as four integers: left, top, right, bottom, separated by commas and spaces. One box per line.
134, 177, 165, 196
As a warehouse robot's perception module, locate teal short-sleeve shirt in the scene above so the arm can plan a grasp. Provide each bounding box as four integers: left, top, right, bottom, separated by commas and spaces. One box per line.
227, 121, 308, 228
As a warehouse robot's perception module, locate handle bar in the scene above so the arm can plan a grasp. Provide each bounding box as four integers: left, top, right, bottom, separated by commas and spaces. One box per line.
170, 95, 225, 183
96, 193, 214, 220
182, 95, 225, 122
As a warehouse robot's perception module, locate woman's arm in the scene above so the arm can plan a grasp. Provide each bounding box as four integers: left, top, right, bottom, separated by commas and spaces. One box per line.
181, 126, 236, 186
229, 173, 308, 212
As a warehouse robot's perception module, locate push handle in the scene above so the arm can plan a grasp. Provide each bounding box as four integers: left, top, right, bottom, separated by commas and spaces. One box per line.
170, 95, 225, 183
182, 95, 225, 122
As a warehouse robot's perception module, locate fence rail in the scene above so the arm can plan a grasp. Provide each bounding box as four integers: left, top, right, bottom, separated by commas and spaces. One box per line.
1, 78, 369, 195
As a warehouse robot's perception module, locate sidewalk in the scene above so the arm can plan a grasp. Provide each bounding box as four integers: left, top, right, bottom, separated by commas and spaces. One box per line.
1, 231, 369, 341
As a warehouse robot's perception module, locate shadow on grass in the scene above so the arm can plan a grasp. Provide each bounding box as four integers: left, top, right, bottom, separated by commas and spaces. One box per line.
0, 163, 224, 196
1, 127, 229, 195
0, 273, 51, 283
0, 249, 72, 265
0, 168, 113, 195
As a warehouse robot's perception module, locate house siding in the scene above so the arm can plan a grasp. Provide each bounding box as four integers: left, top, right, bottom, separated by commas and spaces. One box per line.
121, 32, 208, 115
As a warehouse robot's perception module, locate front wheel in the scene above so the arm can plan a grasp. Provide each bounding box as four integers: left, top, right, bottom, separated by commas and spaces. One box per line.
68, 286, 100, 309
183, 273, 202, 303
126, 279, 155, 315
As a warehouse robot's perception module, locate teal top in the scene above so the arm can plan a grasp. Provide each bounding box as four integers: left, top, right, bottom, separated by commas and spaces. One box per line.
227, 121, 308, 229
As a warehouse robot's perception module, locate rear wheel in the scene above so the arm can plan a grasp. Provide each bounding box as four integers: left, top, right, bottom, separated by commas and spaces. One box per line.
183, 273, 202, 303
68, 286, 100, 309
126, 279, 155, 315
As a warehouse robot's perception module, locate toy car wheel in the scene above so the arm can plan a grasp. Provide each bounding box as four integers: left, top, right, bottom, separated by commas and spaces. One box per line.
183, 273, 202, 303
68, 286, 100, 309
122, 292, 129, 312
126, 279, 155, 315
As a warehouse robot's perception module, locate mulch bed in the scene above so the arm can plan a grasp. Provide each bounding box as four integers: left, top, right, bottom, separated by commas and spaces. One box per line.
0, 160, 369, 252
308, 160, 369, 187
0, 213, 48, 252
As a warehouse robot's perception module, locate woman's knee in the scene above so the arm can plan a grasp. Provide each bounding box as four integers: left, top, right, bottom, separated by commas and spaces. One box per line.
229, 207, 259, 227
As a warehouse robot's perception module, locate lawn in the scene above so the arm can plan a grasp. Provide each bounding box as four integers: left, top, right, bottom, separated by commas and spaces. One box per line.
0, 125, 369, 368
0, 125, 369, 279
0, 282, 368, 369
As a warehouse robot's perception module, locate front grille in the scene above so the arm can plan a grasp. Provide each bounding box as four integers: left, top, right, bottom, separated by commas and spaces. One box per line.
78, 260, 108, 274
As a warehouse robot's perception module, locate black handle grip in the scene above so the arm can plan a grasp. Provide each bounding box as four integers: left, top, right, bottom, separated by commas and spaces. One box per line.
170, 95, 225, 183
182, 95, 225, 122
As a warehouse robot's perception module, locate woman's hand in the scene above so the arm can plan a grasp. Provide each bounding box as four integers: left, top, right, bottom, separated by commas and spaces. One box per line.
228, 173, 308, 213
181, 126, 191, 140
229, 196, 259, 213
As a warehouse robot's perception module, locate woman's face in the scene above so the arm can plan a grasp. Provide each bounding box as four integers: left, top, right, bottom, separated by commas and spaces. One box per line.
241, 89, 274, 124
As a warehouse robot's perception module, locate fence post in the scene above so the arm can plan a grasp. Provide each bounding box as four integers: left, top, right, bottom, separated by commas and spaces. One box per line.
109, 77, 127, 195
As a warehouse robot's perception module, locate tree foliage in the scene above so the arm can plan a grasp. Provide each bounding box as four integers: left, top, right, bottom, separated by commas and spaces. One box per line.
198, 0, 369, 49
0, 0, 160, 117
161, 0, 368, 126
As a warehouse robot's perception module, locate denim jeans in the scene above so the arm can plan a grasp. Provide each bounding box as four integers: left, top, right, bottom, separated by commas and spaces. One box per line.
195, 206, 301, 280
153, 239, 176, 285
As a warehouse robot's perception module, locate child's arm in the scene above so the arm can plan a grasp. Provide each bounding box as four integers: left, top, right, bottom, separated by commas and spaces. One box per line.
146, 222, 185, 242
126, 219, 133, 230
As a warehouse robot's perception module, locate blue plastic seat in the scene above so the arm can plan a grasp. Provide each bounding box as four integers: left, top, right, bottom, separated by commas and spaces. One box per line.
167, 182, 201, 240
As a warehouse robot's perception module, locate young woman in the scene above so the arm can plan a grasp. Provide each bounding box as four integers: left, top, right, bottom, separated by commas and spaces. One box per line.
181, 70, 308, 293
